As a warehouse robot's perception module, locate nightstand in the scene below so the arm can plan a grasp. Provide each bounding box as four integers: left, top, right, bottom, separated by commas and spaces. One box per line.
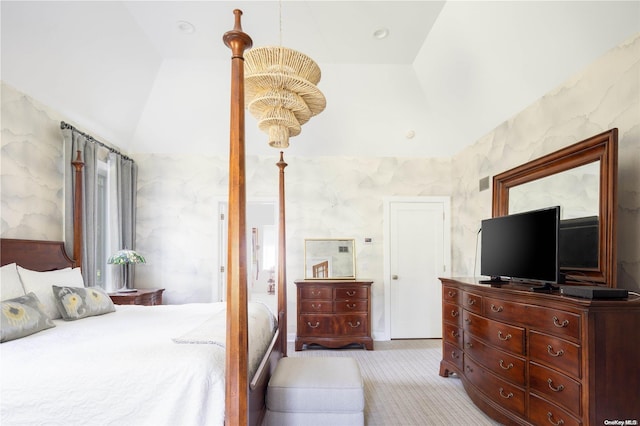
108, 288, 164, 306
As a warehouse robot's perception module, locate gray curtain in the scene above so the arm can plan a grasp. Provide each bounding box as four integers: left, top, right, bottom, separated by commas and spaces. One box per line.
63, 127, 137, 288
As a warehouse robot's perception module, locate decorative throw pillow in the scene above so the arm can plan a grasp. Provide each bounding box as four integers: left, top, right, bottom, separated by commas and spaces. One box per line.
52, 285, 115, 320
1, 263, 26, 301
17, 266, 85, 319
1, 292, 56, 343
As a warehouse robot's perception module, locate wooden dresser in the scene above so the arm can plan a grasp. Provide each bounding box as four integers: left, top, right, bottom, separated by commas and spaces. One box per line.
108, 288, 164, 306
295, 279, 373, 351
439, 277, 640, 425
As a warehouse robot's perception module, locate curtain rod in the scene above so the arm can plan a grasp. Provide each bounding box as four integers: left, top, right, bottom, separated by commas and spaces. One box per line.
60, 121, 134, 163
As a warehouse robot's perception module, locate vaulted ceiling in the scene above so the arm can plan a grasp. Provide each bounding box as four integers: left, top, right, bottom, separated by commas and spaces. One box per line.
2, 1, 638, 158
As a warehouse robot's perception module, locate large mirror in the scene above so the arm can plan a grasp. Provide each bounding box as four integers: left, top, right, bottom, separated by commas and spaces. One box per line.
492, 129, 618, 287
304, 239, 356, 280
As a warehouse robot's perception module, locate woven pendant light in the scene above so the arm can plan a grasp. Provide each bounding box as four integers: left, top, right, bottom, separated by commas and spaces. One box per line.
244, 33, 325, 147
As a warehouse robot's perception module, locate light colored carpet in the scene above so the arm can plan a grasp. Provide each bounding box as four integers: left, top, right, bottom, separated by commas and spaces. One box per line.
288, 339, 502, 426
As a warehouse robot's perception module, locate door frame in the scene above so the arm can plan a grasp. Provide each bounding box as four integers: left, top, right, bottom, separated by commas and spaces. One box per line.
382, 196, 451, 340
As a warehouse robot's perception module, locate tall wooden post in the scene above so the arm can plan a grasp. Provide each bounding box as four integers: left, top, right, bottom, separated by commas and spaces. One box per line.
72, 150, 84, 269
223, 9, 252, 426
276, 152, 288, 357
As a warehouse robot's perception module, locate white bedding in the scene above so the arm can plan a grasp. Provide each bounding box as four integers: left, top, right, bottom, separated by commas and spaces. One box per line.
0, 302, 276, 426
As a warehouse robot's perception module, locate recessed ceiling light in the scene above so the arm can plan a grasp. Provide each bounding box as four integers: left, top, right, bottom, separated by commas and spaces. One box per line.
177, 20, 195, 34
373, 28, 389, 39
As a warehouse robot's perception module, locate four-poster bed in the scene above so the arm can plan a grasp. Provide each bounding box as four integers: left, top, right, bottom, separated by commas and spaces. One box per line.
1, 10, 285, 426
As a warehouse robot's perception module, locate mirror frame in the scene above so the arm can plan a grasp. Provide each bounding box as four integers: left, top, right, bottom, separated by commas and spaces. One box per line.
304, 238, 356, 280
492, 129, 618, 287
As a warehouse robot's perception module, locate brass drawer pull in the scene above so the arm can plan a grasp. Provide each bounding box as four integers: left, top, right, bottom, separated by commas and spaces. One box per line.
311, 303, 322, 310
499, 387, 513, 399
546, 412, 564, 426
499, 359, 513, 370
346, 303, 357, 309
346, 290, 356, 297
498, 331, 512, 341
467, 298, 476, 305
465, 342, 473, 348
311, 290, 321, 297
553, 316, 569, 328
465, 365, 473, 373
547, 378, 565, 392
464, 318, 471, 324
447, 291, 457, 298
307, 321, 320, 328
348, 321, 361, 328
490, 304, 503, 313
451, 351, 459, 359
451, 310, 459, 317
547, 345, 565, 357
450, 330, 459, 338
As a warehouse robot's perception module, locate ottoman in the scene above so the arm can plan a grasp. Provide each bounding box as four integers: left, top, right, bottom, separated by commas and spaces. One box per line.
265, 357, 365, 426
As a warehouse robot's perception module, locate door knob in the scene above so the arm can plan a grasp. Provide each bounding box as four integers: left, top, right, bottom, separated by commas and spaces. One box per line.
391, 275, 398, 280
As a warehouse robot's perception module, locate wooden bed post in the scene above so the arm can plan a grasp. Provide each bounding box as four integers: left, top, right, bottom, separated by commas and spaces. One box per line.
223, 9, 253, 426
277, 152, 288, 357
71, 150, 84, 269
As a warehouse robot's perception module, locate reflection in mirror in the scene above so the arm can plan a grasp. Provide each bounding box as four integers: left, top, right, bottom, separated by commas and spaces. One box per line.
304, 239, 356, 279
509, 162, 600, 270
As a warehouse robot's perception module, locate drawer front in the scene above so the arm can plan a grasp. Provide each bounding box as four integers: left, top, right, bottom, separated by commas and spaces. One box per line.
335, 287, 368, 300
529, 331, 581, 378
529, 394, 582, 426
529, 361, 581, 416
462, 291, 482, 314
335, 300, 367, 313
300, 300, 333, 313
443, 285, 461, 304
443, 302, 462, 326
483, 297, 580, 341
443, 341, 463, 371
463, 311, 525, 355
443, 322, 463, 348
300, 286, 332, 299
464, 334, 525, 385
464, 356, 525, 416
299, 315, 368, 337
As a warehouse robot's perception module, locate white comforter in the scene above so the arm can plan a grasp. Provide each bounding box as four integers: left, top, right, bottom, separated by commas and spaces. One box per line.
0, 302, 275, 426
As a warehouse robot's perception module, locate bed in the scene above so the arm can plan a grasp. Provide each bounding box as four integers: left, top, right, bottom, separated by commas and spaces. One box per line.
0, 10, 284, 426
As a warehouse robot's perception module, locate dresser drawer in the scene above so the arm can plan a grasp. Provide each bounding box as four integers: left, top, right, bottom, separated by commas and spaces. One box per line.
529, 361, 581, 416
462, 291, 482, 314
464, 355, 525, 416
300, 300, 333, 313
335, 287, 367, 299
335, 300, 367, 313
529, 331, 581, 378
483, 297, 580, 341
463, 311, 525, 355
443, 322, 463, 348
300, 286, 332, 299
299, 315, 368, 336
443, 286, 461, 304
529, 394, 582, 426
464, 334, 525, 385
443, 302, 462, 326
443, 341, 463, 371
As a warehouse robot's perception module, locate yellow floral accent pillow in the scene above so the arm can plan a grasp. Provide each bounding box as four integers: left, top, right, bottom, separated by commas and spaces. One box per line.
1, 292, 55, 343
52, 286, 115, 321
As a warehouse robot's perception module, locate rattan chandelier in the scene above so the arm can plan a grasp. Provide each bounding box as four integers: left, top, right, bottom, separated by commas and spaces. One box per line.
244, 45, 326, 148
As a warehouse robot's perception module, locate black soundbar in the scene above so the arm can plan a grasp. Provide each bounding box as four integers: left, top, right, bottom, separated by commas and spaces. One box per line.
560, 285, 628, 300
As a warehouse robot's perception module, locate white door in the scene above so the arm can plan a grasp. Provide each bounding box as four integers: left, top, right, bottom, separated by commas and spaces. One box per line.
388, 199, 448, 339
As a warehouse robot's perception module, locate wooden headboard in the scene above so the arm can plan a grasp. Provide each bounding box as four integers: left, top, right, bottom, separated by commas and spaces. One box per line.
0, 238, 76, 271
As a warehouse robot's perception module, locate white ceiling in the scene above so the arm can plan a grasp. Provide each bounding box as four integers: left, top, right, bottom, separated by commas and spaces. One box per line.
2, 1, 639, 158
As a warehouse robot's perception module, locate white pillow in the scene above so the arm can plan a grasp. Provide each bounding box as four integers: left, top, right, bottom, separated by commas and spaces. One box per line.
17, 266, 85, 320
1, 263, 26, 301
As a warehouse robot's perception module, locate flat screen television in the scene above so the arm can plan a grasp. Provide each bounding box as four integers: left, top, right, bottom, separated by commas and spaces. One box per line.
481, 206, 561, 284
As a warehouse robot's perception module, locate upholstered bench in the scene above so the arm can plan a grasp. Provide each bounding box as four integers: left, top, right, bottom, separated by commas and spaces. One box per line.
265, 357, 365, 426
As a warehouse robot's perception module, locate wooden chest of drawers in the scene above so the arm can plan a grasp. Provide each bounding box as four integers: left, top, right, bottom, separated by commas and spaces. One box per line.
108, 288, 164, 306
295, 279, 373, 351
439, 277, 640, 425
